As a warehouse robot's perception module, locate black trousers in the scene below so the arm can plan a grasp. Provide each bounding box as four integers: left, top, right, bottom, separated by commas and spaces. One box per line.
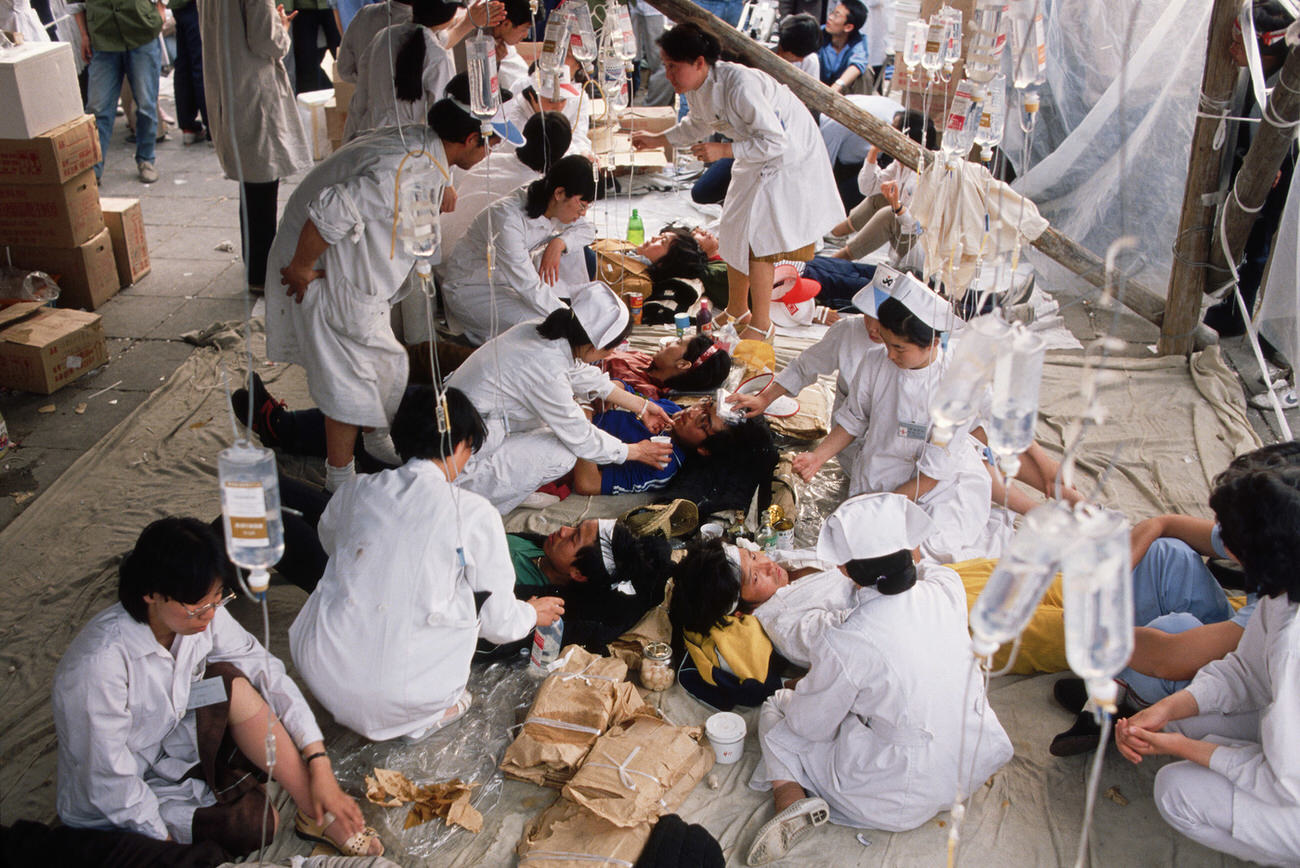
172, 2, 208, 133
239, 180, 278, 288
290, 9, 340, 94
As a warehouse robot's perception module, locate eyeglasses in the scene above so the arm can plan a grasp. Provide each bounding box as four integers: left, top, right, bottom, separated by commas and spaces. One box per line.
179, 592, 237, 619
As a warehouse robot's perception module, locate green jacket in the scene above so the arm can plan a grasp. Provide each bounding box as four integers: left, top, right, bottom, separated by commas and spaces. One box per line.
85, 0, 162, 52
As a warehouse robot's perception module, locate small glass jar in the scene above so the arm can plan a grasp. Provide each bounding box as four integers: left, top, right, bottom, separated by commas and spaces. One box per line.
641, 642, 674, 691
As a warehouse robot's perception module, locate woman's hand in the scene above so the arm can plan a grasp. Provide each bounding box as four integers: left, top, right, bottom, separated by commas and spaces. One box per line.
628, 439, 674, 469
538, 238, 566, 285
631, 131, 668, 151
690, 141, 732, 162
727, 392, 770, 419
281, 261, 323, 303
641, 401, 673, 431
791, 452, 825, 482
276, 3, 297, 30
880, 179, 902, 212
308, 764, 366, 842
866, 145, 879, 166
528, 596, 565, 627
1114, 700, 1178, 763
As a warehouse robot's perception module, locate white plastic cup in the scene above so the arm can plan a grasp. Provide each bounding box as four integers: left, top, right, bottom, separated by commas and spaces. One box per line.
700, 522, 724, 540
705, 711, 747, 764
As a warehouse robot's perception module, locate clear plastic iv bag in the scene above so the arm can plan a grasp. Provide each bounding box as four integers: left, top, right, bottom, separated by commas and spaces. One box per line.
974, 72, 1007, 160
539, 8, 571, 74
614, 3, 637, 61
987, 323, 1046, 477
903, 19, 927, 73
1062, 505, 1134, 710
219, 440, 285, 593
929, 312, 1010, 444
397, 164, 442, 261
566, 1, 597, 64
466, 32, 500, 121
941, 78, 985, 165
939, 5, 963, 69
922, 14, 945, 74
964, 0, 1007, 84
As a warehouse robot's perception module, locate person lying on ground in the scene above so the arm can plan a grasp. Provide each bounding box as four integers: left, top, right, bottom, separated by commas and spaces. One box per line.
288, 386, 564, 742
52, 518, 384, 857
601, 333, 734, 399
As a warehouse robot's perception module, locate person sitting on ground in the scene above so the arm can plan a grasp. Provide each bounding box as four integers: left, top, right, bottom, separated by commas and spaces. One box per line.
51, 518, 383, 857
818, 0, 869, 94
601, 333, 733, 400
1115, 445, 1300, 867
747, 494, 1012, 865
289, 386, 564, 742
775, 13, 821, 80
441, 154, 599, 345
501, 518, 673, 652
827, 109, 938, 263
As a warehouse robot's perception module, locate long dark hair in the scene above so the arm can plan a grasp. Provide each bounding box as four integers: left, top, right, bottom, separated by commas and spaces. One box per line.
524, 155, 596, 218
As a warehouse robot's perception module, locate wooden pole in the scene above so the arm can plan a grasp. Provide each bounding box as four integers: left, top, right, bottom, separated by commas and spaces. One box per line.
1159, 0, 1242, 354
1208, 44, 1300, 286
641, 0, 1208, 346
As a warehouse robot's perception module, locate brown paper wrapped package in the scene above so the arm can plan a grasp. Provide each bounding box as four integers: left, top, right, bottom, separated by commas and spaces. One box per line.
500, 646, 646, 787
561, 713, 714, 828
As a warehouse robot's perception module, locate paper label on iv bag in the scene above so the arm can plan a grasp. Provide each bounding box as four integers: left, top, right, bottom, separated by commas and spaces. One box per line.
222, 480, 269, 541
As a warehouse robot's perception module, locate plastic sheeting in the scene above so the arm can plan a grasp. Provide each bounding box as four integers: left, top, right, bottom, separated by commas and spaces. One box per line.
1257, 163, 1300, 380
1004, 0, 1215, 293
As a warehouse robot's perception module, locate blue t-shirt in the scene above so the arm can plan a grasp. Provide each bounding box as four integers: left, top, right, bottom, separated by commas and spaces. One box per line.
593, 393, 686, 495
818, 32, 869, 85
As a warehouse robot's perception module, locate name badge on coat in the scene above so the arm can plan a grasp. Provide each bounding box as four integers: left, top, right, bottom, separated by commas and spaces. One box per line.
897, 421, 928, 441
186, 677, 228, 711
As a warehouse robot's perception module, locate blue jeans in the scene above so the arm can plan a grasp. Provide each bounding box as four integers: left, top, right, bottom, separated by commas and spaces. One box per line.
1130, 538, 1232, 628
691, 157, 732, 205
802, 256, 877, 309
692, 0, 744, 26
87, 38, 161, 175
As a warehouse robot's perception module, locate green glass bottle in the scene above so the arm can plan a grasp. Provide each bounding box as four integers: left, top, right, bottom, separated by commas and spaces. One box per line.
626, 208, 644, 245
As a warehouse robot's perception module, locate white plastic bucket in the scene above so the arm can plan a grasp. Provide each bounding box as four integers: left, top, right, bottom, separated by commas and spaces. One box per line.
705, 711, 747, 764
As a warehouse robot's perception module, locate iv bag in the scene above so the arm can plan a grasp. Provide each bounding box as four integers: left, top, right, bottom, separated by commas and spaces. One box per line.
397, 166, 442, 261
974, 72, 1007, 160
903, 19, 927, 71
600, 46, 629, 112
939, 5, 963, 68
986, 323, 1046, 476
929, 312, 1009, 444
1009, 1, 1046, 90
965, 0, 1007, 84
466, 32, 500, 120
566, 1, 598, 64
969, 501, 1074, 656
614, 3, 637, 61
941, 78, 985, 165
922, 14, 945, 73
539, 8, 571, 73
1062, 505, 1134, 709
218, 440, 285, 593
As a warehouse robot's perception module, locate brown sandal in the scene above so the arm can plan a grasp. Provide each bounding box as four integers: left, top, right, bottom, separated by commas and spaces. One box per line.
295, 810, 384, 857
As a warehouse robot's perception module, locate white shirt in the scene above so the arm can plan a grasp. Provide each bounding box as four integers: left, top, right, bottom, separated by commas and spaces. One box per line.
794, 53, 819, 81
336, 0, 413, 83
441, 187, 597, 345
819, 94, 904, 166
774, 315, 882, 414
443, 150, 541, 244
499, 44, 530, 94
53, 605, 321, 841
290, 461, 535, 741
754, 563, 1012, 831
447, 320, 628, 465
858, 156, 919, 234
504, 80, 593, 161
1186, 594, 1300, 838
753, 559, 856, 668
344, 23, 455, 141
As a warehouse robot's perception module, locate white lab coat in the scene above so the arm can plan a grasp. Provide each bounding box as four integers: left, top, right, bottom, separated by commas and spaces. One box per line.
52, 605, 322, 843
498, 44, 530, 94
752, 563, 1013, 832
289, 461, 536, 741
858, 157, 919, 238
663, 62, 842, 274
265, 127, 449, 427
0, 0, 49, 41
835, 348, 994, 563
864, 0, 896, 69
344, 23, 454, 142
773, 315, 881, 474
447, 320, 628, 512
335, 0, 412, 83
753, 557, 856, 668
504, 83, 593, 161
441, 187, 596, 345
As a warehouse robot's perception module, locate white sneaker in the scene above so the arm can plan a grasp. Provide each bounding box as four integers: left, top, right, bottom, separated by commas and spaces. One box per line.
1249, 388, 1299, 410
137, 161, 158, 184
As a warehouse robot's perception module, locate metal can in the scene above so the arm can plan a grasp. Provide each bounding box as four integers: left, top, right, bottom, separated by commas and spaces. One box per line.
775, 518, 795, 549
674, 312, 691, 337
625, 291, 644, 325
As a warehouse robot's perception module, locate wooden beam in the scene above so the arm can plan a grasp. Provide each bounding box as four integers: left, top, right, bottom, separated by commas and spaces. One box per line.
641, 0, 1210, 347
1209, 42, 1300, 284
1160, 0, 1241, 354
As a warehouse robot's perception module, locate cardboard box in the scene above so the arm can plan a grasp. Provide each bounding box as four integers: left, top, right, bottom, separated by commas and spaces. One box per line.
0, 114, 101, 186
0, 42, 84, 139
617, 106, 677, 134
99, 197, 150, 286
5, 227, 121, 310
0, 301, 107, 394
0, 170, 104, 248
325, 103, 347, 155
885, 0, 976, 124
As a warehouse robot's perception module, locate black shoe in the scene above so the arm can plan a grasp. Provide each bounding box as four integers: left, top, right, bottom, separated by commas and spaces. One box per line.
1050, 711, 1103, 757
1052, 677, 1089, 715
230, 373, 286, 448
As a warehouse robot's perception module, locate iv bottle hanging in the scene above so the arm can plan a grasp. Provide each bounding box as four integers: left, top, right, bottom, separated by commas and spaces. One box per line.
929, 312, 1010, 445
922, 14, 945, 77
964, 0, 1008, 84
466, 32, 501, 121
939, 5, 963, 72
218, 440, 285, 593
903, 19, 927, 78
1062, 505, 1134, 711
941, 78, 985, 165
969, 501, 1074, 656
614, 3, 637, 61
986, 323, 1046, 477
397, 163, 442, 262
539, 8, 571, 74
974, 72, 1007, 161
1009, 0, 1047, 122
565, 0, 598, 65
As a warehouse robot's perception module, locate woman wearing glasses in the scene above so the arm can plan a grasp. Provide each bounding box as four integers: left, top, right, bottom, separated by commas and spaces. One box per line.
50, 518, 383, 858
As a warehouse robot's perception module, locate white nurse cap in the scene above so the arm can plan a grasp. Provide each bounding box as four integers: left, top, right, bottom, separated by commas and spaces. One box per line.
889, 271, 960, 333
570, 282, 630, 348
816, 492, 934, 564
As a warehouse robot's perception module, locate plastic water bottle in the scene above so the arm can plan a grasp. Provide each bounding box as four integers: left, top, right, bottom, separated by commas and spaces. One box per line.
697, 299, 714, 335
218, 441, 285, 593
528, 616, 565, 677
928, 313, 1010, 444
987, 324, 1046, 476
539, 8, 571, 74
974, 72, 1007, 161
941, 78, 985, 165
970, 501, 1074, 656
1062, 506, 1133, 710
627, 209, 644, 244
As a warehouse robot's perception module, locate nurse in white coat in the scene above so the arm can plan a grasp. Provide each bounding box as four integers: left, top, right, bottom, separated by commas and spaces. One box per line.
631, 22, 843, 343
290, 387, 564, 742
747, 493, 1013, 865
447, 283, 675, 512
441, 154, 598, 345
1116, 458, 1300, 866
268, 85, 506, 491
793, 274, 995, 563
